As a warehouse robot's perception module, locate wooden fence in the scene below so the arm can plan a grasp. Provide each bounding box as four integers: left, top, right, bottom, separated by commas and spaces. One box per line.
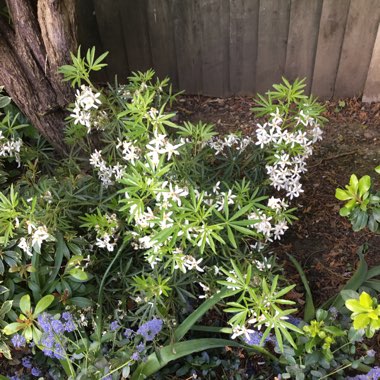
77, 0, 380, 101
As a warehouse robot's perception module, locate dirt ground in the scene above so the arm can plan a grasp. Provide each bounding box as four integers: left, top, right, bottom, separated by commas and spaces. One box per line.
174, 95, 380, 311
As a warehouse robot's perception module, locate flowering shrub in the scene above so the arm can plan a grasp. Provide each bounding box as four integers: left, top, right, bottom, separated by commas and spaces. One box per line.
1, 47, 377, 379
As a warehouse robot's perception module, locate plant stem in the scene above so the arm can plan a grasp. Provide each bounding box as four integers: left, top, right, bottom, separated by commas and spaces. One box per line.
96, 239, 129, 340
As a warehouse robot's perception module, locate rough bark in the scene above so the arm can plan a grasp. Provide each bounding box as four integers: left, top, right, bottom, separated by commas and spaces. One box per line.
0, 0, 77, 154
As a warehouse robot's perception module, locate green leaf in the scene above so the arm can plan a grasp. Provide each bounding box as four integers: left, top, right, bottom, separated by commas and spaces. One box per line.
358, 175, 371, 197
131, 339, 247, 380
70, 297, 93, 308
0, 96, 11, 108
173, 288, 229, 342
375, 166, 380, 175
3, 322, 24, 335
33, 295, 54, 316
19, 294, 31, 315
68, 268, 89, 282
335, 188, 352, 201
287, 254, 315, 322
0, 300, 12, 317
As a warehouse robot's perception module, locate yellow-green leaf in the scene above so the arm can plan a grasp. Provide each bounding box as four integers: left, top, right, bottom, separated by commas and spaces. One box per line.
359, 291, 373, 309
3, 322, 24, 335
353, 314, 369, 330
19, 294, 31, 315
33, 295, 54, 317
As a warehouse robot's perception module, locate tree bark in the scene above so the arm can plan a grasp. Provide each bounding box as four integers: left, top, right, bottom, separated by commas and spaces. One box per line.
0, 0, 77, 154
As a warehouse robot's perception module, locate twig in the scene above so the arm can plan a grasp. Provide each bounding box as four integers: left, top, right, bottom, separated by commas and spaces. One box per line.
309, 150, 358, 168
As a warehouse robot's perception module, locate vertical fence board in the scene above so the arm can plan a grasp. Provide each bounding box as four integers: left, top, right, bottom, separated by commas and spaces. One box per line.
147, 0, 178, 87
78, 0, 380, 100
363, 24, 380, 102
121, 0, 152, 73
229, 0, 259, 95
93, 0, 128, 81
173, 0, 202, 93
334, 0, 380, 98
77, 0, 107, 83
199, 0, 230, 96
256, 0, 291, 94
311, 0, 350, 98
285, 0, 323, 94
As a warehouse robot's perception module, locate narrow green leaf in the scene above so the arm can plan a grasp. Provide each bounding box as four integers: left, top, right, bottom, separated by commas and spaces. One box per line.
173, 288, 229, 342
131, 339, 251, 380
287, 254, 315, 322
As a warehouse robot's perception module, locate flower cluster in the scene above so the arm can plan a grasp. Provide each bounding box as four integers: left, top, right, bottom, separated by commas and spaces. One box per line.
37, 312, 76, 359
70, 85, 102, 133
248, 197, 289, 242
0, 132, 22, 166
17, 223, 51, 256
208, 133, 252, 156
346, 367, 380, 380
255, 108, 323, 199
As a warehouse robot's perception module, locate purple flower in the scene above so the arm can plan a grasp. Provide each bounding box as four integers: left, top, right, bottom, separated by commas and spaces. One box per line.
51, 319, 65, 334
328, 306, 338, 320
62, 311, 76, 332
22, 356, 33, 369
244, 330, 263, 346
124, 328, 134, 339
137, 318, 163, 341
287, 315, 302, 327
9, 376, 21, 380
103, 375, 112, 380
131, 351, 140, 361
346, 367, 380, 379
110, 320, 120, 331
38, 313, 53, 333
11, 334, 26, 348
367, 349, 377, 358
31, 367, 42, 377
136, 342, 145, 352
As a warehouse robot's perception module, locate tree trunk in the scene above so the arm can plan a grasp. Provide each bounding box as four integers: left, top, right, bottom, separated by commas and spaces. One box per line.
0, 0, 77, 154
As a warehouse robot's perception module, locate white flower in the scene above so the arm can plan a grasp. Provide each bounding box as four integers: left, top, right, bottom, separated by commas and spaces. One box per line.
75, 85, 101, 111
231, 325, 254, 340
184, 255, 204, 272
31, 225, 50, 249
18, 237, 32, 256
272, 220, 288, 240
160, 140, 183, 160
159, 211, 173, 229
95, 234, 116, 252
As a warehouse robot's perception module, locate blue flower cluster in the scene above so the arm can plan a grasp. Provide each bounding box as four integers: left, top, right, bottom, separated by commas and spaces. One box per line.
244, 329, 277, 348
37, 311, 76, 359
137, 318, 163, 341
11, 334, 26, 348
120, 318, 163, 363
347, 367, 380, 380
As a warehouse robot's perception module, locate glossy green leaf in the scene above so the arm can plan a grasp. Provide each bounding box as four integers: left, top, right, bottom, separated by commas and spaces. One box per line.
358, 175, 371, 197
33, 295, 54, 316
3, 322, 24, 335
19, 294, 31, 315
68, 268, 89, 282
335, 188, 352, 201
